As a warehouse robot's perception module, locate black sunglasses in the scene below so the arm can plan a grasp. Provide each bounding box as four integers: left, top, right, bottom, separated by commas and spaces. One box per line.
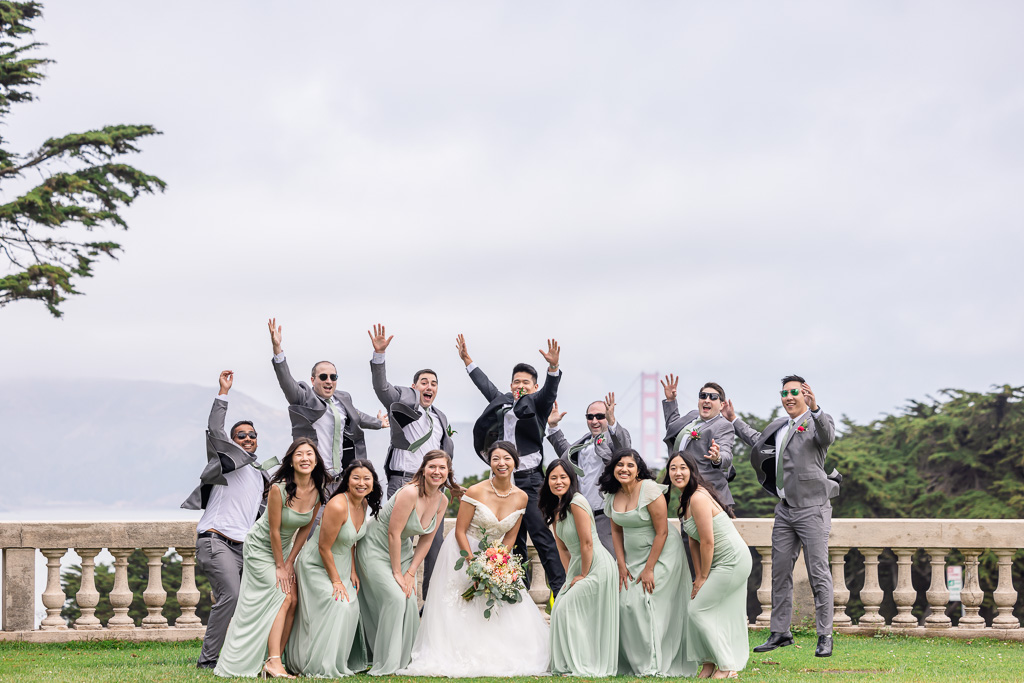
699, 392, 721, 401
318, 373, 339, 381
234, 431, 258, 440
585, 413, 607, 421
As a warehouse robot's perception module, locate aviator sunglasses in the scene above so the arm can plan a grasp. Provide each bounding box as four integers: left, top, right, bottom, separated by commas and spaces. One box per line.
780, 388, 801, 397
698, 392, 721, 401
318, 373, 339, 381
234, 431, 258, 440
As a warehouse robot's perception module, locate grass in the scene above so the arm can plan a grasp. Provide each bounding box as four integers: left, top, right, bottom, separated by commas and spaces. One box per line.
0, 630, 1022, 682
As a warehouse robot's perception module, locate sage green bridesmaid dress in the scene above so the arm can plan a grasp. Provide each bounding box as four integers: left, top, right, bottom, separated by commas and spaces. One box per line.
683, 511, 752, 673
549, 493, 619, 677
605, 479, 698, 676
288, 511, 369, 677
355, 489, 438, 676
214, 483, 318, 678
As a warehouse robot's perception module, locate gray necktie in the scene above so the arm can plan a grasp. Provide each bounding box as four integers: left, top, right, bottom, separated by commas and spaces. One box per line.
776, 419, 796, 494
406, 409, 435, 453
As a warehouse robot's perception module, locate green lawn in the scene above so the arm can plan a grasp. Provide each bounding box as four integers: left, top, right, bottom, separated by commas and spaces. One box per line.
0, 630, 1021, 682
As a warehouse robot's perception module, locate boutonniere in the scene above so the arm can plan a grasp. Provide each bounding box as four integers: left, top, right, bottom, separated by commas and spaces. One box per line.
446, 425, 457, 437
796, 419, 810, 433
596, 436, 605, 446
689, 428, 701, 440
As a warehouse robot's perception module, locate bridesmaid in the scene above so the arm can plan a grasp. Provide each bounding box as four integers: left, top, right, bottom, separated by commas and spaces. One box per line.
355, 449, 455, 675
600, 449, 697, 677
215, 438, 325, 679
288, 459, 382, 677
667, 450, 751, 679
540, 459, 618, 677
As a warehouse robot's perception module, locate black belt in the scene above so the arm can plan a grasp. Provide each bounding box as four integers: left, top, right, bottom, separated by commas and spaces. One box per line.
198, 530, 243, 547
594, 510, 606, 518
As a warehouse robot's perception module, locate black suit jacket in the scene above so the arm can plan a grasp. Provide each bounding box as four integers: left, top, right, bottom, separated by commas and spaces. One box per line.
469, 366, 561, 469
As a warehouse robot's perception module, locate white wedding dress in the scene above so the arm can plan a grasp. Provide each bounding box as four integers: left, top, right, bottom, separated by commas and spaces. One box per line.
398, 495, 550, 677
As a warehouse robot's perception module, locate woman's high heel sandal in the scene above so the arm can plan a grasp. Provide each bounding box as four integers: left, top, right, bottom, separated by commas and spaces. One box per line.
261, 656, 295, 679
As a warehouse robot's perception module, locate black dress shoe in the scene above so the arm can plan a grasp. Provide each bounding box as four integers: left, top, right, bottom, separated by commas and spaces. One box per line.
815, 635, 833, 657
197, 661, 216, 669
753, 631, 794, 652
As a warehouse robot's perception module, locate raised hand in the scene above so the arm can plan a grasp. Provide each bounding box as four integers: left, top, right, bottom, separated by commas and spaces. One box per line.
368, 324, 394, 354
802, 383, 818, 411
704, 438, 721, 465
455, 334, 473, 366
721, 398, 737, 422
548, 401, 567, 428
377, 410, 390, 429
539, 338, 560, 370
604, 392, 616, 425
218, 370, 234, 395
268, 318, 283, 355
661, 374, 679, 401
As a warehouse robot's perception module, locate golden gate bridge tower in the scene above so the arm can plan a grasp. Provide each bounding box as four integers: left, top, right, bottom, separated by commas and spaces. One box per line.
640, 372, 664, 467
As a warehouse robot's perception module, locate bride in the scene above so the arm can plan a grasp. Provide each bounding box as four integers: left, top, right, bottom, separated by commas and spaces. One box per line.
399, 441, 550, 677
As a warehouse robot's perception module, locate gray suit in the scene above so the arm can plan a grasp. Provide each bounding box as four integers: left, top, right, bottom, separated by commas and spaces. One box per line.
663, 402, 737, 506
272, 356, 382, 484
734, 409, 841, 635
547, 424, 632, 556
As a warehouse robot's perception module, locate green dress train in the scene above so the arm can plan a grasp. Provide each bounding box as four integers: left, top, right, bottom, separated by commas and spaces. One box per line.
682, 511, 752, 673
287, 510, 369, 677
605, 480, 698, 676
355, 488, 438, 676
215, 483, 318, 678
550, 493, 619, 677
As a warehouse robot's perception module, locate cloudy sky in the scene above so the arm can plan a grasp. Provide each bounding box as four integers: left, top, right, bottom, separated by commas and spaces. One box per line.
4, 1, 1023, 436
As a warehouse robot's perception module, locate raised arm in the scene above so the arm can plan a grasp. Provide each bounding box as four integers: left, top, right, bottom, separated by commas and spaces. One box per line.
660, 374, 685, 433
546, 402, 571, 457
803, 383, 836, 448
532, 339, 562, 415
458, 334, 503, 401
368, 324, 405, 407
605, 393, 632, 449
721, 399, 761, 448
268, 318, 304, 406
208, 371, 233, 440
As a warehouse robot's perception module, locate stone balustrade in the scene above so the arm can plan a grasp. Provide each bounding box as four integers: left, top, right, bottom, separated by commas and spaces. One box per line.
3, 518, 1021, 642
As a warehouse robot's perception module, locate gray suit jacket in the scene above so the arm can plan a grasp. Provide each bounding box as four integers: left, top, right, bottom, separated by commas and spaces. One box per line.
547, 423, 632, 480
370, 358, 455, 477
734, 409, 841, 508
181, 398, 271, 511
663, 401, 737, 505
272, 356, 382, 473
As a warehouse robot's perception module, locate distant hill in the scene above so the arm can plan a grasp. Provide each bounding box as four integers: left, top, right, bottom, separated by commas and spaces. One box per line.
0, 379, 483, 513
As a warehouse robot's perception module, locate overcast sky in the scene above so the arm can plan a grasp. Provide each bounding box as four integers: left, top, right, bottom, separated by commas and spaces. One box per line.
4, 1, 1023, 436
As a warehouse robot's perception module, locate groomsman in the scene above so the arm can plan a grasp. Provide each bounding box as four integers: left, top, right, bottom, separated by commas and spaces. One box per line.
368, 324, 455, 596
268, 318, 386, 487
546, 394, 630, 555
723, 376, 842, 658
456, 333, 566, 596
661, 374, 737, 513
182, 371, 271, 670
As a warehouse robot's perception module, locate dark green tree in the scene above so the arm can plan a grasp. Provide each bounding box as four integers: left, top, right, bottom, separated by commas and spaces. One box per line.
0, 2, 164, 316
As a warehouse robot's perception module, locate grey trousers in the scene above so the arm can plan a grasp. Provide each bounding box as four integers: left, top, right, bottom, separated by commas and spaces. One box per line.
771, 500, 834, 635
387, 474, 444, 599
594, 510, 616, 558
195, 535, 244, 666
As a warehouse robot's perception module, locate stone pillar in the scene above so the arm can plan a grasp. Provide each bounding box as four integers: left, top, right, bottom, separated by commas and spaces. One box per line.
958, 549, 985, 628
991, 550, 1019, 629
527, 543, 550, 622
858, 548, 886, 626
891, 548, 919, 628
830, 547, 852, 627
755, 546, 772, 628
2, 548, 36, 632
142, 548, 169, 628
175, 547, 202, 627
107, 548, 136, 630
40, 548, 69, 630
923, 547, 951, 628
74, 549, 103, 630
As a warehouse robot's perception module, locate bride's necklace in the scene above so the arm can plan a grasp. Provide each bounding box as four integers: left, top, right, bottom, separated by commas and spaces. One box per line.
489, 476, 514, 498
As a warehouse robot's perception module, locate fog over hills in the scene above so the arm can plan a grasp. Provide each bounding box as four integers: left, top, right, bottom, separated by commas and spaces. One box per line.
0, 379, 484, 514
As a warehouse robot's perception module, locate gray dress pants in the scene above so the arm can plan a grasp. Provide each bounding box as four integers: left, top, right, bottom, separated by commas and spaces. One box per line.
387, 473, 444, 598
196, 535, 244, 666
594, 510, 616, 558
771, 499, 834, 635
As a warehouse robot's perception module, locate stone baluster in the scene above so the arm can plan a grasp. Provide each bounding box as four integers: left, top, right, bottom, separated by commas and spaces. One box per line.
891, 548, 919, 628
527, 544, 550, 622
857, 548, 886, 626
175, 547, 203, 627
74, 548, 103, 630
923, 547, 951, 628
991, 550, 1020, 629
107, 548, 136, 630
755, 546, 772, 628
40, 548, 69, 630
958, 549, 986, 628
829, 547, 851, 627
142, 548, 169, 628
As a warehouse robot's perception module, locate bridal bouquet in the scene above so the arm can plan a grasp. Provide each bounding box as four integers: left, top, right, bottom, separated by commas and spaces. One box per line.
455, 534, 526, 619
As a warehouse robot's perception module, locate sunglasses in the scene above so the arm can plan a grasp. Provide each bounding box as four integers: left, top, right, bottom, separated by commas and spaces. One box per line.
780, 389, 801, 397
698, 392, 721, 401
317, 373, 339, 381
234, 431, 258, 440
585, 413, 607, 421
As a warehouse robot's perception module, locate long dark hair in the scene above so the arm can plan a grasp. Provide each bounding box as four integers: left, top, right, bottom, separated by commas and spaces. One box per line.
539, 459, 580, 526
661, 451, 736, 519
597, 448, 654, 495
487, 440, 521, 469
335, 458, 383, 516
410, 449, 459, 496
270, 437, 328, 506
